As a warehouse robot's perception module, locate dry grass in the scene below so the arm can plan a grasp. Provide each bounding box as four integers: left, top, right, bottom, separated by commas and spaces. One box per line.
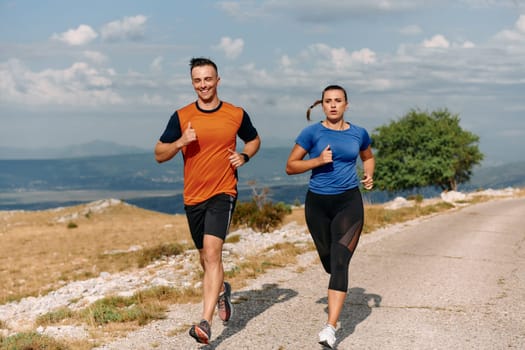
1, 189, 523, 350
0, 200, 315, 349
363, 201, 456, 233
225, 241, 314, 285
0, 202, 191, 304
3, 190, 523, 304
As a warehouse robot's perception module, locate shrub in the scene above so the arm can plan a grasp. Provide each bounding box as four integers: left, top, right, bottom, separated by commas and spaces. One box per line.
0, 332, 68, 350
67, 221, 78, 229
80, 295, 165, 326
232, 183, 292, 232
36, 307, 74, 325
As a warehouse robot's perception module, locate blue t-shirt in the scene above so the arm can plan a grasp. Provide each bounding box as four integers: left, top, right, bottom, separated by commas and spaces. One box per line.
295, 121, 371, 195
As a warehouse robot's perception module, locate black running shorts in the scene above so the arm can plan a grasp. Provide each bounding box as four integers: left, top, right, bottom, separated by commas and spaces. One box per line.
184, 193, 237, 249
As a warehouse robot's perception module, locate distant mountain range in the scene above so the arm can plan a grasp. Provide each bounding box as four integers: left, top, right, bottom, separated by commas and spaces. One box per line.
0, 146, 311, 212
0, 140, 148, 160
0, 147, 305, 191
1, 142, 524, 213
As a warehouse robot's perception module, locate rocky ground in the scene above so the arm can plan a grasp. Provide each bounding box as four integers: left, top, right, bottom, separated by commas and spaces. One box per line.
0, 211, 311, 339
0, 187, 520, 348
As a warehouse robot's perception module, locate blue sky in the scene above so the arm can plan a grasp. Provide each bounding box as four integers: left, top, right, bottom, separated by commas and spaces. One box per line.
1, 0, 524, 165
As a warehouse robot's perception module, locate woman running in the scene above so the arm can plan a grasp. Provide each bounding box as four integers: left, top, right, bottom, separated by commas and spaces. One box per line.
285, 85, 375, 349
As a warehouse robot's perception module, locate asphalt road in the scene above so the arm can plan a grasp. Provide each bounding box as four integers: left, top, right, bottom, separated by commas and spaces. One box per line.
99, 197, 525, 349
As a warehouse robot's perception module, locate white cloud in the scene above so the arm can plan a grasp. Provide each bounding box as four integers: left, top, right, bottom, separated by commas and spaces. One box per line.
422, 34, 450, 48
305, 44, 376, 68
351, 48, 377, 64
0, 59, 122, 107
100, 15, 148, 41
51, 24, 98, 46
493, 14, 525, 42
461, 40, 476, 48
329, 47, 351, 68
214, 37, 244, 59
83, 51, 108, 64
494, 29, 522, 41
280, 55, 292, 68
150, 56, 164, 73
517, 14, 525, 32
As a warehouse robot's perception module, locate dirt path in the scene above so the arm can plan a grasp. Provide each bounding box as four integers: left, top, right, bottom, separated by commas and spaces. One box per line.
95, 197, 525, 349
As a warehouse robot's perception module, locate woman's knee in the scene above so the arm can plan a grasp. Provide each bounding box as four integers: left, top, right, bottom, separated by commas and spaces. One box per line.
320, 255, 331, 273
331, 243, 352, 270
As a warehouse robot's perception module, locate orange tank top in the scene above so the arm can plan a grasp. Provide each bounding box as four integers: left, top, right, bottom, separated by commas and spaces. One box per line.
178, 102, 243, 205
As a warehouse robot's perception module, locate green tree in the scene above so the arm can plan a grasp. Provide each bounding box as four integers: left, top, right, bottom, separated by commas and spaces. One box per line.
371, 108, 483, 192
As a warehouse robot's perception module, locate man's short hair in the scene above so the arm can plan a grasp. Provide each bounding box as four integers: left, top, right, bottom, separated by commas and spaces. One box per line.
190, 57, 218, 74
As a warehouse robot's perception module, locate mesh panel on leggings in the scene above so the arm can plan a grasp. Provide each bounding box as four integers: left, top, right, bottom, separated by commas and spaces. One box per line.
328, 219, 363, 292
338, 220, 363, 253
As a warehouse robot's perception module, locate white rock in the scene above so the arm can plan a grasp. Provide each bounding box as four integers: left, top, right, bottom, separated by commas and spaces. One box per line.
441, 191, 466, 203
384, 197, 413, 210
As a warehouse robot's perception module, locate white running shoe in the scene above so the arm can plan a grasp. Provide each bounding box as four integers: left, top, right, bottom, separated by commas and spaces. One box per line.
318, 324, 336, 349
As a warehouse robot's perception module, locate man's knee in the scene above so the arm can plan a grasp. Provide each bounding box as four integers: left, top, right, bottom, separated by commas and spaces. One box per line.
201, 235, 224, 265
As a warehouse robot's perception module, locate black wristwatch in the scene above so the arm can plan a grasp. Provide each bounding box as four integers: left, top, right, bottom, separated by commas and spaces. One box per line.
240, 153, 250, 163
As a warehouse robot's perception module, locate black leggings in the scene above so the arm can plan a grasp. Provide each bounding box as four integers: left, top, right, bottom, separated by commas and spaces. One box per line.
305, 187, 364, 292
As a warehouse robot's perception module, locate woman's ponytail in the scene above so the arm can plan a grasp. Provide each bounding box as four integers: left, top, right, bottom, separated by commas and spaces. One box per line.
306, 99, 322, 121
